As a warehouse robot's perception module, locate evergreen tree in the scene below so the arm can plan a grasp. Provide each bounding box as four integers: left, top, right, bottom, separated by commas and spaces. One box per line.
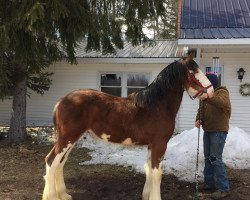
146, 0, 178, 39
0, 0, 166, 143
160, 0, 178, 39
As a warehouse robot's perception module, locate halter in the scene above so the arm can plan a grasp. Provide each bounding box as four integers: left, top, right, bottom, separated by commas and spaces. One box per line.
187, 70, 213, 100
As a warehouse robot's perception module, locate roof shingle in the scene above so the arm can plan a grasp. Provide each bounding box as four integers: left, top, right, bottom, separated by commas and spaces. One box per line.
180, 0, 250, 39
75, 40, 187, 58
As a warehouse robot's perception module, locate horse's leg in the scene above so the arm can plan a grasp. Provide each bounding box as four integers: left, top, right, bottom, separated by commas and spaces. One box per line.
148, 142, 167, 200
142, 147, 152, 200
43, 142, 74, 200
55, 143, 75, 200
43, 145, 59, 200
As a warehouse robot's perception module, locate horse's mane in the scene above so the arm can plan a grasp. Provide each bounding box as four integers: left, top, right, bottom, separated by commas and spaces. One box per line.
132, 61, 187, 107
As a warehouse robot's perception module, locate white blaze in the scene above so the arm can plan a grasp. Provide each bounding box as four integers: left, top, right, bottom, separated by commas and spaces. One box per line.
187, 69, 214, 98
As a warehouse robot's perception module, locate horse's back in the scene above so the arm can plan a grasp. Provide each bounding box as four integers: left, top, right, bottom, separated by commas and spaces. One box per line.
54, 89, 136, 134
56, 89, 112, 121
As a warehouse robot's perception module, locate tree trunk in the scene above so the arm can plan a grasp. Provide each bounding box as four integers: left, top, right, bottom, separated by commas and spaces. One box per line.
8, 68, 27, 143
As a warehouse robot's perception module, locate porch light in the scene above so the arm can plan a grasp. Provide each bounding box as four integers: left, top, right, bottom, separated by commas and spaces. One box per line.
237, 68, 246, 82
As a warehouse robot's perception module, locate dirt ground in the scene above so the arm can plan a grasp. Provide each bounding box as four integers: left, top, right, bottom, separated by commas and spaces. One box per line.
0, 128, 250, 200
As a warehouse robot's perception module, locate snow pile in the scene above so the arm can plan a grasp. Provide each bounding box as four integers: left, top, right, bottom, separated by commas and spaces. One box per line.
78, 135, 147, 172
224, 126, 250, 169
78, 125, 250, 182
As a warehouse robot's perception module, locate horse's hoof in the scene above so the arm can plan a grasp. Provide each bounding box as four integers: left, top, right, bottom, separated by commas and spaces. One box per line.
42, 196, 61, 200
59, 193, 72, 200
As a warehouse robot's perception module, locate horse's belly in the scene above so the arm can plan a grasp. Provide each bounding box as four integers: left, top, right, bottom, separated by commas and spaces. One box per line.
88, 129, 146, 145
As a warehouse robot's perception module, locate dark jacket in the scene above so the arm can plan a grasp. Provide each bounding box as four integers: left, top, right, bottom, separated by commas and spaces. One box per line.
196, 86, 231, 132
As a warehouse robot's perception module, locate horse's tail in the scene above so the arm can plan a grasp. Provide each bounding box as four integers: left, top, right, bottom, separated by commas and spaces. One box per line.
53, 102, 60, 136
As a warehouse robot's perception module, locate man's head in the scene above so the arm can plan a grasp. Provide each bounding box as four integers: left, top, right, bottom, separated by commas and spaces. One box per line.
206, 72, 218, 88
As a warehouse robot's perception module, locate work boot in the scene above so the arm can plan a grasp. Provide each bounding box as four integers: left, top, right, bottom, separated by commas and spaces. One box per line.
210, 190, 230, 199
199, 184, 216, 192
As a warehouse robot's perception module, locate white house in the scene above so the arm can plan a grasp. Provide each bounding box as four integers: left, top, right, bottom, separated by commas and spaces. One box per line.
1, 0, 250, 134
0, 41, 187, 130
177, 0, 250, 133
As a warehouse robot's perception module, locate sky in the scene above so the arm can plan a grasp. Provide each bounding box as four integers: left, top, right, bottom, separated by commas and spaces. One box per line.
78, 125, 250, 182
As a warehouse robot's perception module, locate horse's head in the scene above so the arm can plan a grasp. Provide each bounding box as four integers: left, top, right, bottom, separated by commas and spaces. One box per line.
181, 53, 214, 100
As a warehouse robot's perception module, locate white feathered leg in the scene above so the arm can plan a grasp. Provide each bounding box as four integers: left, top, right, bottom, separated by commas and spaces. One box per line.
43, 144, 72, 200
149, 162, 163, 200
142, 149, 152, 200
55, 144, 75, 200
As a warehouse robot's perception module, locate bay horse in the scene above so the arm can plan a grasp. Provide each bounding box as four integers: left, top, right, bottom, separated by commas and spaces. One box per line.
42, 54, 214, 200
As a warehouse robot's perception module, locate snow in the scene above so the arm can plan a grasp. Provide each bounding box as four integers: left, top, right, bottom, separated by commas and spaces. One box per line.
78, 125, 250, 182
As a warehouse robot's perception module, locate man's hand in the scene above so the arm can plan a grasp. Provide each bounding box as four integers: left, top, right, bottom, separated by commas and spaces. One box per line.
195, 120, 202, 128
200, 93, 208, 100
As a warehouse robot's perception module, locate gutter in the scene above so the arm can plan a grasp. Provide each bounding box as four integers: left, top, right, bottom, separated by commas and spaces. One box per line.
178, 38, 250, 46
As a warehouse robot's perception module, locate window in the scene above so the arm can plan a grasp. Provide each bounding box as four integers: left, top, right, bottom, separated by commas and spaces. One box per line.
101, 73, 122, 96
100, 72, 150, 97
205, 57, 223, 87
127, 73, 150, 95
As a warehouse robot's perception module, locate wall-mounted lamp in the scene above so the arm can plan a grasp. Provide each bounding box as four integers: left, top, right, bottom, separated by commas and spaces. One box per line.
237, 68, 246, 82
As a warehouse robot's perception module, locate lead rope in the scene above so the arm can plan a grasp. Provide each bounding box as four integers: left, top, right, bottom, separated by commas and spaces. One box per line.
194, 99, 202, 200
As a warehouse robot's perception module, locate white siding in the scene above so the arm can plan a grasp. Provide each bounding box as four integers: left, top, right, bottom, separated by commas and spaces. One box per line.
1, 55, 249, 135
177, 93, 199, 132
178, 52, 250, 134
0, 99, 12, 125
0, 62, 167, 126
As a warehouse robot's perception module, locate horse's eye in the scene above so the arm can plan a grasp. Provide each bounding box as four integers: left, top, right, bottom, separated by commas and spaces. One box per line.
193, 62, 199, 68
194, 67, 199, 73
189, 66, 198, 73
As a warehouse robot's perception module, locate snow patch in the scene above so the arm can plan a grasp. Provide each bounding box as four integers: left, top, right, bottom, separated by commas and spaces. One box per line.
78, 125, 250, 182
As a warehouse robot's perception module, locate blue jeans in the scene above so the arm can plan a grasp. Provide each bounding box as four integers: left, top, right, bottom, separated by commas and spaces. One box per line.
203, 131, 230, 192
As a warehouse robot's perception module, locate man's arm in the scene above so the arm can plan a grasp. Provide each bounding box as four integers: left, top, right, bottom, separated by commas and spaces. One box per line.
203, 89, 231, 113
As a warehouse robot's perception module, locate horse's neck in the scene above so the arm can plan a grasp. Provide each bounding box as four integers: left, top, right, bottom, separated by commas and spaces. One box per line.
159, 89, 184, 116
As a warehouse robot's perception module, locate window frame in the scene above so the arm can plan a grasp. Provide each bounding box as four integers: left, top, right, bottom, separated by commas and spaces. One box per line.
203, 65, 224, 87
98, 71, 151, 97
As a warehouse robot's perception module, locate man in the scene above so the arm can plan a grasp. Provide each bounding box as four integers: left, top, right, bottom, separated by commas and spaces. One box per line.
195, 72, 231, 199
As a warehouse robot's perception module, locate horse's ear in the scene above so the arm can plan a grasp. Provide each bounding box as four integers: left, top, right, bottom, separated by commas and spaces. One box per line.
184, 49, 199, 69
185, 54, 193, 63
186, 49, 196, 61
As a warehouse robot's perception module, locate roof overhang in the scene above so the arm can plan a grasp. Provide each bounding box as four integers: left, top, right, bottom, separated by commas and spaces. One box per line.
178, 38, 250, 47
73, 57, 180, 64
